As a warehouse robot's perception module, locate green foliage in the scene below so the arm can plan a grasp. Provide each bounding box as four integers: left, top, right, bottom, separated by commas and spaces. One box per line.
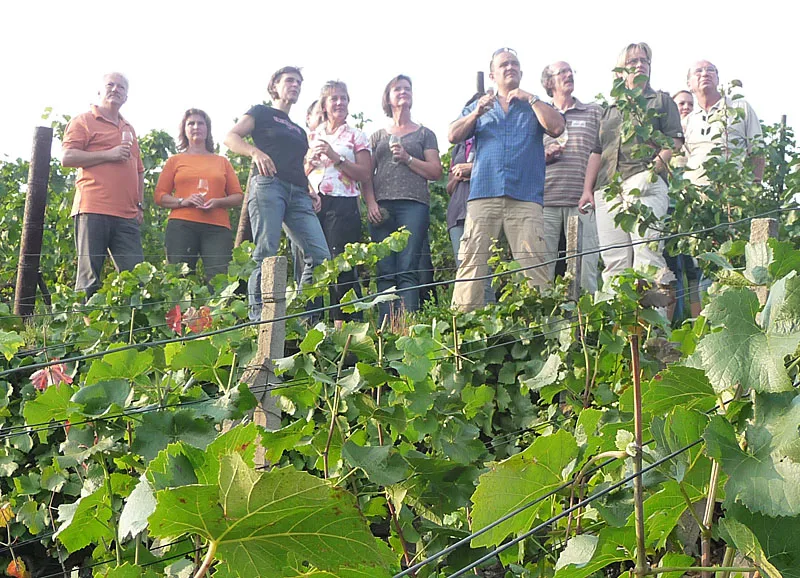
1, 104, 800, 578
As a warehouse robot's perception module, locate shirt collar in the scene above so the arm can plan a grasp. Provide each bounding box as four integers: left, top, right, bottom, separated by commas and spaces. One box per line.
551, 96, 588, 113
91, 104, 128, 126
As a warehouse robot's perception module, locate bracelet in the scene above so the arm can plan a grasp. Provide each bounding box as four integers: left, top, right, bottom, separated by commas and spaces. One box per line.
405, 156, 413, 166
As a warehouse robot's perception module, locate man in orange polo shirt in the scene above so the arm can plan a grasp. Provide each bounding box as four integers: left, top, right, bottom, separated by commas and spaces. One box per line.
62, 72, 145, 297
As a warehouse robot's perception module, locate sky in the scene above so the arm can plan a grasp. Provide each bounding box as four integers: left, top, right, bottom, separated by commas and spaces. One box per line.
0, 0, 793, 162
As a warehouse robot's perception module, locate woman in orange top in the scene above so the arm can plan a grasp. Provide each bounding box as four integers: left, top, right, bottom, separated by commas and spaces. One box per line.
155, 109, 243, 281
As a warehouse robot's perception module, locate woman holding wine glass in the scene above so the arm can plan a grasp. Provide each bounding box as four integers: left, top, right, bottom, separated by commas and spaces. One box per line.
304, 81, 372, 325
155, 109, 243, 281
366, 74, 442, 321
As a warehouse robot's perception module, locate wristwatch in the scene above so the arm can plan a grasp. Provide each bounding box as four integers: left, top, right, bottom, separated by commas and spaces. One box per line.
335, 155, 346, 167
528, 94, 541, 107
137, 202, 144, 210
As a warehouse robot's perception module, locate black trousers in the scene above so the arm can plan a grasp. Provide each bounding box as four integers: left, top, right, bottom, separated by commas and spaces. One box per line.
318, 195, 363, 321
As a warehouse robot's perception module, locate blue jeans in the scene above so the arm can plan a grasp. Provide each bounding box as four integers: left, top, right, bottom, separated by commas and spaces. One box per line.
368, 199, 430, 321
248, 175, 330, 320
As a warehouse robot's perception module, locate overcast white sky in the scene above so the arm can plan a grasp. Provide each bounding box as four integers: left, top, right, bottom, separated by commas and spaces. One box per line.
1, 0, 793, 161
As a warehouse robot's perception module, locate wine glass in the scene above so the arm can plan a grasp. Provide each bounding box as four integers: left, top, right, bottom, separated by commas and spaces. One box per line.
388, 134, 401, 164
198, 178, 209, 198
556, 126, 569, 147
121, 130, 134, 146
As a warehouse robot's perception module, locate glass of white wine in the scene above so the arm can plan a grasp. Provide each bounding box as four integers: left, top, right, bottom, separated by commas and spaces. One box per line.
121, 130, 133, 146
556, 126, 569, 147
198, 178, 209, 198
388, 134, 401, 164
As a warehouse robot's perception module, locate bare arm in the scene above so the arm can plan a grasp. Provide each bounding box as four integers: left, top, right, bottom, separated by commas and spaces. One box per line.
654, 137, 682, 174
403, 149, 442, 181
532, 101, 565, 138
448, 92, 496, 143
62, 145, 130, 168
224, 115, 276, 176
448, 109, 481, 144
578, 152, 602, 213
360, 178, 382, 224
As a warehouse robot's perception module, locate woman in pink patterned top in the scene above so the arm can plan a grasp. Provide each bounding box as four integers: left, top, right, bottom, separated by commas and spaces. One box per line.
304, 80, 373, 323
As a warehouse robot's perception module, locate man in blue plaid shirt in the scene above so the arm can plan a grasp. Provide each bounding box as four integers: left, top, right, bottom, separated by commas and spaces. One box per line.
449, 48, 565, 312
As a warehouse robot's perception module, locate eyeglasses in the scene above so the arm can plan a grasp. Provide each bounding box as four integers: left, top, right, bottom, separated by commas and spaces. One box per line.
625, 57, 650, 67
552, 67, 575, 77
492, 47, 518, 59
692, 66, 718, 76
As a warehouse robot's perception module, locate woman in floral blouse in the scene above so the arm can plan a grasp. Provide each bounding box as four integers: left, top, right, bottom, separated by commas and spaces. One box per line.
305, 80, 372, 323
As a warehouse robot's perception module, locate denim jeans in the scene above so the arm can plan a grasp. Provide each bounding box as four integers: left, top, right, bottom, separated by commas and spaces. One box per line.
368, 199, 430, 321
247, 175, 330, 320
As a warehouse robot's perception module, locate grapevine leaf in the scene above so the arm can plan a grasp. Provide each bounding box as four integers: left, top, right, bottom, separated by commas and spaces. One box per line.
0, 331, 24, 361
554, 534, 597, 571
724, 503, 800, 578
149, 454, 394, 576
641, 366, 717, 416
519, 353, 561, 393
553, 527, 635, 578
16, 501, 47, 535
355, 363, 398, 388
55, 486, 114, 553
131, 409, 217, 462
169, 340, 230, 382
461, 384, 494, 420
697, 285, 800, 394
260, 419, 315, 464
471, 429, 578, 547
719, 517, 783, 578
652, 553, 695, 578
333, 323, 376, 361
84, 346, 154, 386
118, 477, 157, 542
341, 442, 408, 486
70, 379, 132, 416
145, 442, 201, 490
299, 328, 325, 354
704, 415, 800, 516
22, 382, 79, 442
753, 392, 800, 462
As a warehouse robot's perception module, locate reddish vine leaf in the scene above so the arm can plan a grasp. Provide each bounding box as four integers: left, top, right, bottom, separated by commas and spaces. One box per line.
165, 305, 182, 333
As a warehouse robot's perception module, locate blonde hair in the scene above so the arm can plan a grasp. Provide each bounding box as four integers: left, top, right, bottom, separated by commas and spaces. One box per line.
319, 81, 349, 121
615, 42, 652, 85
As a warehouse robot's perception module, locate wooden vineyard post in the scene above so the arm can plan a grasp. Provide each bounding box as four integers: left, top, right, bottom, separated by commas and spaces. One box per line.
749, 217, 778, 307
241, 256, 287, 468
566, 214, 584, 302
234, 164, 256, 247
14, 126, 53, 318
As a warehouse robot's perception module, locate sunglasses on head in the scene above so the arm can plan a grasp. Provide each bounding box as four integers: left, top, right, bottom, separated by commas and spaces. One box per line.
492, 47, 518, 59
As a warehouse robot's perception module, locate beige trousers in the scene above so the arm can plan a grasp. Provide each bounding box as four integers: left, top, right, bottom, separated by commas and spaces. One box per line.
452, 197, 548, 312
595, 171, 675, 286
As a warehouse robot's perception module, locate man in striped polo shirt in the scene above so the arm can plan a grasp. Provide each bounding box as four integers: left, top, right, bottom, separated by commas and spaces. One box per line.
541, 61, 603, 293
449, 48, 565, 312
